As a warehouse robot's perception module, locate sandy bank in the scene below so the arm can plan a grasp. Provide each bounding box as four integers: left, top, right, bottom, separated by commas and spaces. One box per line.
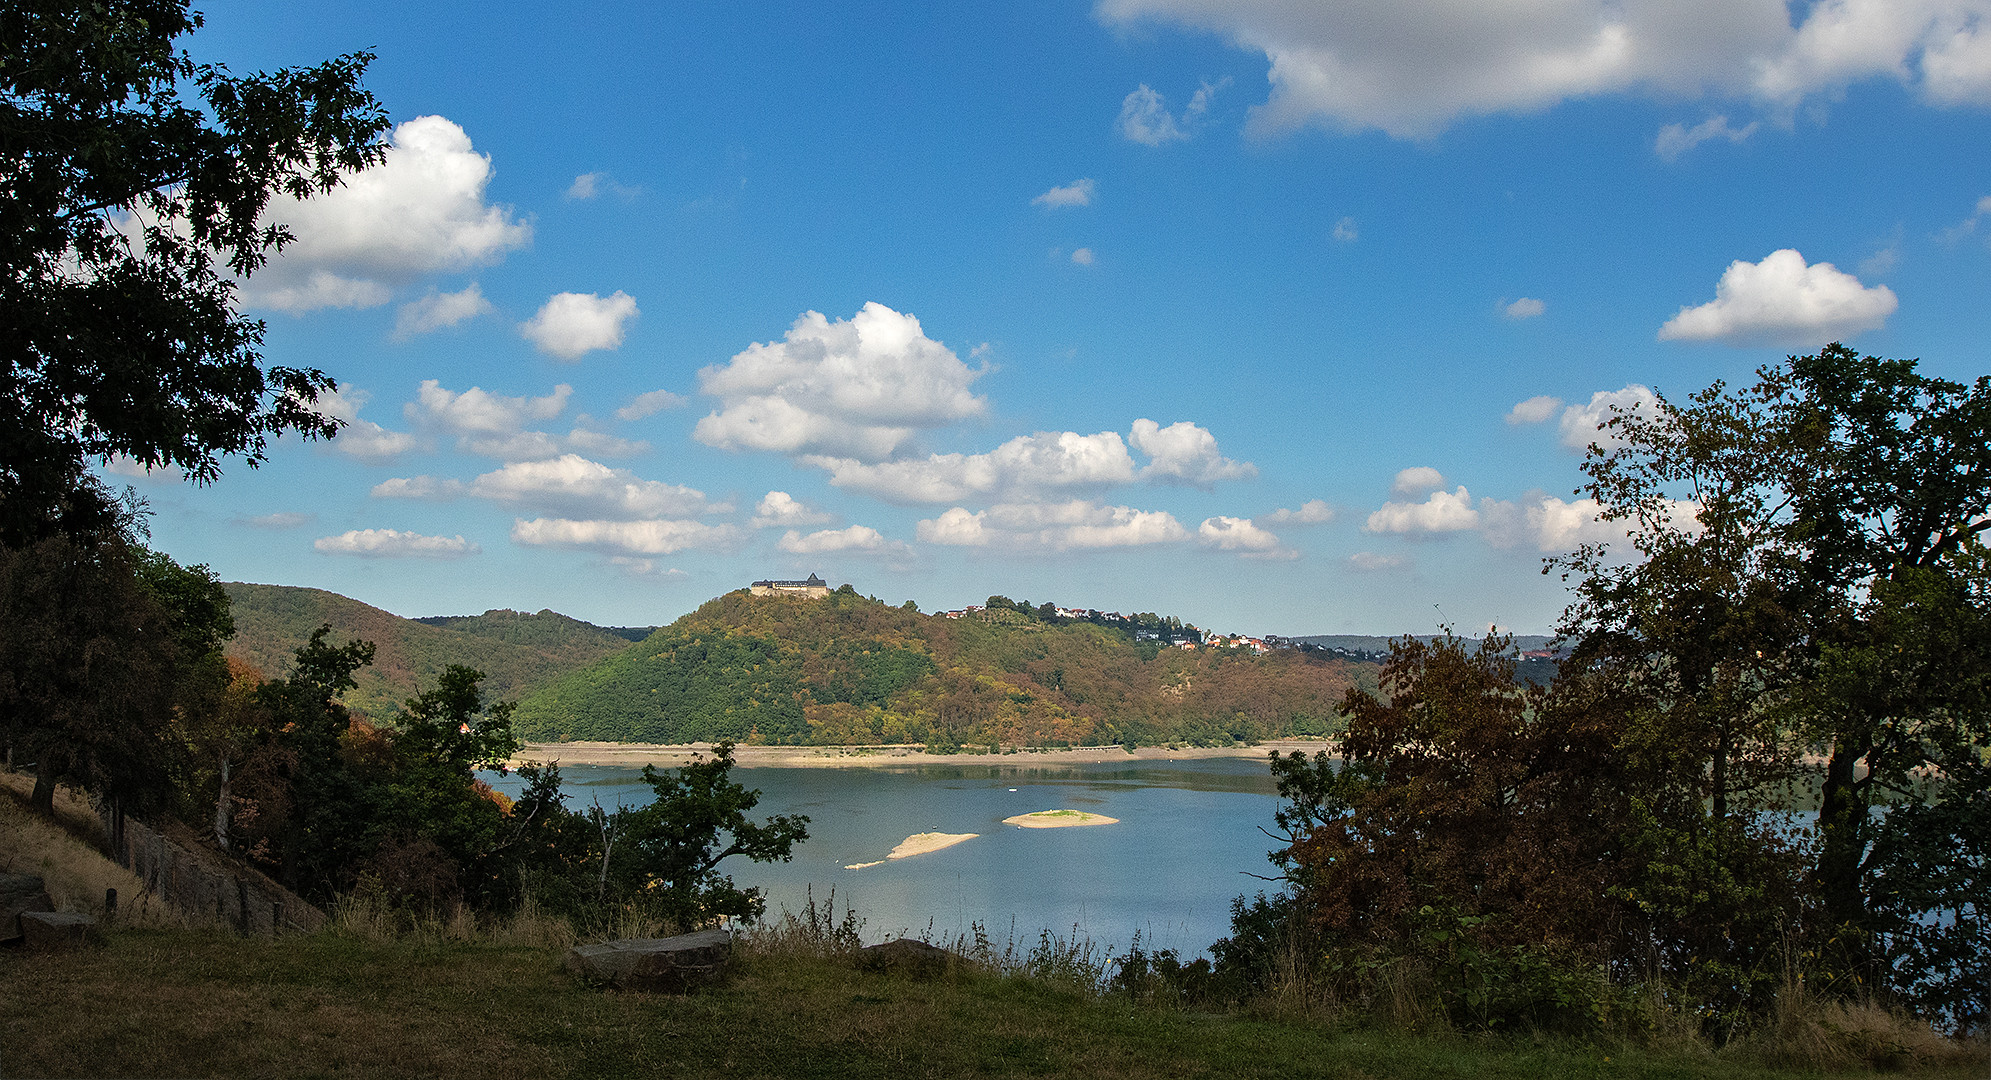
845, 831, 978, 869
510, 739, 1335, 771
1002, 810, 1119, 829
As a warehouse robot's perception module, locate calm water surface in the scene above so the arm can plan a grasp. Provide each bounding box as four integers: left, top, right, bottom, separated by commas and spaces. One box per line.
481, 756, 1286, 956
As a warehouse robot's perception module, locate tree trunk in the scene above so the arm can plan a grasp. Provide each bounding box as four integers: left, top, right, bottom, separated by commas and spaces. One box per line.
30, 766, 55, 817
1711, 726, 1729, 822
214, 758, 231, 851
1816, 741, 1869, 930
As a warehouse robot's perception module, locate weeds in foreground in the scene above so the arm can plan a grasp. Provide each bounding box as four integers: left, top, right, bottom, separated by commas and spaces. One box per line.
327, 885, 580, 948
745, 885, 864, 958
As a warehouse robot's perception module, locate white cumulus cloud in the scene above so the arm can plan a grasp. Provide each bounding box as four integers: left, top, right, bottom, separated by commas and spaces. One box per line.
314, 528, 477, 558
806, 430, 1138, 504
777, 525, 912, 558
1558, 385, 1660, 451
405, 380, 573, 459
1033, 179, 1096, 207
522, 291, 640, 360
1070, 247, 1096, 266
1479, 495, 1626, 552
1503, 297, 1546, 319
694, 303, 987, 461
315, 386, 418, 463
468, 455, 722, 518
394, 284, 492, 339
752, 491, 835, 529
1391, 466, 1447, 497
1506, 395, 1564, 425
251, 271, 390, 314
1365, 486, 1480, 534
1198, 516, 1293, 558
916, 501, 1188, 551
1131, 419, 1257, 486
509, 518, 741, 557
244, 116, 529, 313
1658, 249, 1897, 346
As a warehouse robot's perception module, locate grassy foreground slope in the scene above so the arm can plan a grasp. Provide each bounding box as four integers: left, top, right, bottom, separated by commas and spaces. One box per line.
513, 590, 1370, 747
3, 928, 1972, 1080
223, 583, 640, 719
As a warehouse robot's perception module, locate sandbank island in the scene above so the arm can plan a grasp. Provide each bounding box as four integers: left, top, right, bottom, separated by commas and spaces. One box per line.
845, 831, 979, 870
1002, 809, 1119, 828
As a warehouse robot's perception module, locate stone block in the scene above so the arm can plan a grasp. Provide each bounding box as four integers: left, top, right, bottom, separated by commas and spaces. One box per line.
563, 928, 733, 992
20, 911, 97, 952
1, 873, 54, 943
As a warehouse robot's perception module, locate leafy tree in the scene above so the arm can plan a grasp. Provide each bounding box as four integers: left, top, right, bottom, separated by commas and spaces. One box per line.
374, 665, 523, 907
1, 0, 388, 540
610, 743, 810, 925
250, 626, 378, 899
0, 525, 180, 815
512, 744, 809, 928
1557, 343, 1991, 1002
1247, 634, 1810, 1029
0, 491, 240, 820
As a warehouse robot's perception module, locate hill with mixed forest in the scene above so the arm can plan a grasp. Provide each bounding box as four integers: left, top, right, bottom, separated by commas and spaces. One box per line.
511, 589, 1374, 748
221, 583, 645, 719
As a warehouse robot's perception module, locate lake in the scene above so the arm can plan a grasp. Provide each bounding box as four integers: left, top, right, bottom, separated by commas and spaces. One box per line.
481, 755, 1288, 957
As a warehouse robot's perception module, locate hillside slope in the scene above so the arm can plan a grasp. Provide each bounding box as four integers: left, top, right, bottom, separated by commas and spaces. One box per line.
514, 590, 1372, 747
222, 584, 638, 719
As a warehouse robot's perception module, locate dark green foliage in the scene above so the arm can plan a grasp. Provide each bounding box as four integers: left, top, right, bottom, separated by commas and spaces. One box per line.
1557, 344, 1991, 1025
816, 639, 935, 706
412, 609, 654, 650
1867, 762, 1991, 1034
507, 744, 808, 928
517, 627, 807, 743
0, 0, 388, 541
1243, 633, 1811, 1033
1222, 348, 1989, 1038
231, 631, 532, 910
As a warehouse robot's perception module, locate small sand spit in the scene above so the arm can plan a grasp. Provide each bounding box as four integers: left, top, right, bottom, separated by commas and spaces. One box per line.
1002, 810, 1118, 829
844, 831, 978, 869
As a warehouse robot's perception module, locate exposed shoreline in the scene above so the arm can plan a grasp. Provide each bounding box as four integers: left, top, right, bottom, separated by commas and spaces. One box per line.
508, 739, 1336, 770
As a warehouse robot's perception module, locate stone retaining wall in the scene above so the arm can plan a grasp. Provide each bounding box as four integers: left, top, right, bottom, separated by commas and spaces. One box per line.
105, 813, 324, 935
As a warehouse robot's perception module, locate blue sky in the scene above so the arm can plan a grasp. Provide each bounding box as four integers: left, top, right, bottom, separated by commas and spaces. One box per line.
112, 0, 1991, 636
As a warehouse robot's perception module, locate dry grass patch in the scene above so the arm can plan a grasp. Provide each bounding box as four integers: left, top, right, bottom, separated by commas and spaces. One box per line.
0, 770, 193, 928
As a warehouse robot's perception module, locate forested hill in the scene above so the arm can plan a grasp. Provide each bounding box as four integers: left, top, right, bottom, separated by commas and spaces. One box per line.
512, 590, 1374, 748
222, 584, 642, 719
412, 609, 657, 645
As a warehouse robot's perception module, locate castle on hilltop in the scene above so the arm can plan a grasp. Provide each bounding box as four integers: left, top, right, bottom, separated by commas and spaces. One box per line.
749, 572, 830, 599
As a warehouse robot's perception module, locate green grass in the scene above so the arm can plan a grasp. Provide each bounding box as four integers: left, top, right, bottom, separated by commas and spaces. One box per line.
2, 928, 1978, 1080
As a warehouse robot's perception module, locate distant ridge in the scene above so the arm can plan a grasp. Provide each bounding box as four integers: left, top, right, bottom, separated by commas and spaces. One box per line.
413, 610, 658, 643
222, 584, 641, 719
1289, 634, 1557, 656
